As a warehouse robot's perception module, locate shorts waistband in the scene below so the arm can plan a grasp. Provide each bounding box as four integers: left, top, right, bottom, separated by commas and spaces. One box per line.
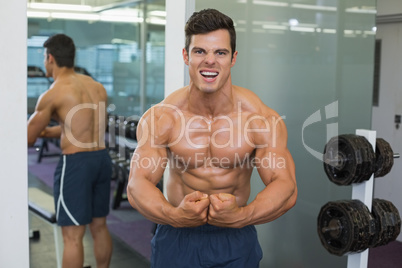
63, 149, 108, 159
160, 223, 255, 234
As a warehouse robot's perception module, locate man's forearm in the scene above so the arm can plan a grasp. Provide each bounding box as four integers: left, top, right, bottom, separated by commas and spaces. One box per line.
245, 178, 297, 226
40, 125, 61, 138
127, 177, 177, 226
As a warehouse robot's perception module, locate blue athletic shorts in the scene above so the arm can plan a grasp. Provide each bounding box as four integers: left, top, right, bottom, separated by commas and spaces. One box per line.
53, 149, 112, 226
151, 224, 263, 268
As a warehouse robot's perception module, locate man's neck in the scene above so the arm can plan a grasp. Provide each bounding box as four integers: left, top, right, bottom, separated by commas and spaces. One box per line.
52, 66, 75, 81
187, 84, 234, 118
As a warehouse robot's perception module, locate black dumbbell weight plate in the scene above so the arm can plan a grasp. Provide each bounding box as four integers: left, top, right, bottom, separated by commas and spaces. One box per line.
354, 136, 377, 184
370, 199, 401, 247
317, 200, 373, 256
374, 138, 394, 178
124, 119, 138, 140
323, 135, 375, 185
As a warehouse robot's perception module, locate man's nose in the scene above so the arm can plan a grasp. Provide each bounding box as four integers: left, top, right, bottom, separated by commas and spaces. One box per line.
204, 52, 215, 64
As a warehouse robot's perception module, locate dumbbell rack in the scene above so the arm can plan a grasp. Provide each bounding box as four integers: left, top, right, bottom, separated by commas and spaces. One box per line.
347, 129, 376, 268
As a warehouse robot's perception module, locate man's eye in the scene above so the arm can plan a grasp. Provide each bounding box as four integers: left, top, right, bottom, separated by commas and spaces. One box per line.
217, 51, 226, 56
195, 50, 203, 54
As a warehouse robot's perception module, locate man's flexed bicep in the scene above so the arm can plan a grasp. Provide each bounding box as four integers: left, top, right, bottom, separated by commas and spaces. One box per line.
256, 114, 295, 186
243, 112, 297, 226
126, 106, 173, 221
129, 105, 171, 184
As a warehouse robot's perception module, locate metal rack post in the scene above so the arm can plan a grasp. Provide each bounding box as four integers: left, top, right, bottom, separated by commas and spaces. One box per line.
347, 129, 376, 268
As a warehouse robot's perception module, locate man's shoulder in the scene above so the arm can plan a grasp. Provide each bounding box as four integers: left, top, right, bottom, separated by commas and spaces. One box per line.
163, 87, 187, 104
138, 89, 187, 140
147, 87, 187, 117
143, 102, 182, 125
234, 86, 279, 118
46, 78, 71, 94
77, 73, 103, 88
36, 82, 60, 104
55, 74, 106, 99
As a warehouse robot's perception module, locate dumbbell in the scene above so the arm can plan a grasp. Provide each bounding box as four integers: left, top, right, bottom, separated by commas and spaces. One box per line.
106, 115, 118, 149
123, 118, 138, 141
317, 199, 401, 256
323, 134, 399, 186
112, 159, 131, 209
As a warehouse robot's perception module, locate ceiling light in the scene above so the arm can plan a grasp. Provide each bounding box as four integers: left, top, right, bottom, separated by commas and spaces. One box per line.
262, 24, 287, 30
27, 11, 50, 19
288, 19, 299, 26
111, 38, 136, 44
101, 8, 139, 16
101, 15, 143, 23
147, 17, 166, 25
253, 0, 288, 7
28, 3, 92, 12
323, 29, 336, 34
148, 10, 166, 17
364, 30, 376, 35
51, 12, 100, 21
290, 26, 315, 33
346, 7, 376, 14
292, 4, 336, 12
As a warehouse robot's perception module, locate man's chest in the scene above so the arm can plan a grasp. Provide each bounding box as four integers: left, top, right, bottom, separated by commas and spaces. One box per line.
166, 114, 256, 169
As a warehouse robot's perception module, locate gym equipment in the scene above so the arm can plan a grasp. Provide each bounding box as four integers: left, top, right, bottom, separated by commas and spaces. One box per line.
28, 65, 49, 78
317, 199, 401, 256
123, 118, 138, 141
112, 159, 130, 209
29, 187, 93, 268
36, 119, 61, 163
28, 188, 62, 268
106, 114, 140, 209
320, 130, 400, 268
323, 134, 374, 185
374, 138, 394, 178
369, 198, 401, 248
106, 114, 118, 147
317, 200, 375, 256
323, 135, 398, 185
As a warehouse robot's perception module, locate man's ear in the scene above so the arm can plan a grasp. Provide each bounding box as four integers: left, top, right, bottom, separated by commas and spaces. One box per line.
231, 51, 238, 68
47, 53, 55, 64
182, 48, 189, 65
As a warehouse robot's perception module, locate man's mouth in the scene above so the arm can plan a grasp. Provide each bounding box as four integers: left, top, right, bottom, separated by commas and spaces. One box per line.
200, 71, 218, 78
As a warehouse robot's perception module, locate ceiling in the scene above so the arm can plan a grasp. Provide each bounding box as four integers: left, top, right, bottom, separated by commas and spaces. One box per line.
27, 0, 165, 7
27, 0, 166, 24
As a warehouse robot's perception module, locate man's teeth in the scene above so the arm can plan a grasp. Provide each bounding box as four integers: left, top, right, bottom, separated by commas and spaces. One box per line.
201, 71, 218, 76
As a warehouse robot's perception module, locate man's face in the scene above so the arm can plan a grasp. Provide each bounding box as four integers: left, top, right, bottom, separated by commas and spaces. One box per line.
183, 29, 237, 94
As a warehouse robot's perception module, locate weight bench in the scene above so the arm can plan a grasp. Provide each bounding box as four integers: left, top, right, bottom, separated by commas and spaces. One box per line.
28, 187, 63, 268
36, 138, 61, 163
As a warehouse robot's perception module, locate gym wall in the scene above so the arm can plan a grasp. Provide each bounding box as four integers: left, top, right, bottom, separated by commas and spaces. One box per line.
372, 0, 402, 242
